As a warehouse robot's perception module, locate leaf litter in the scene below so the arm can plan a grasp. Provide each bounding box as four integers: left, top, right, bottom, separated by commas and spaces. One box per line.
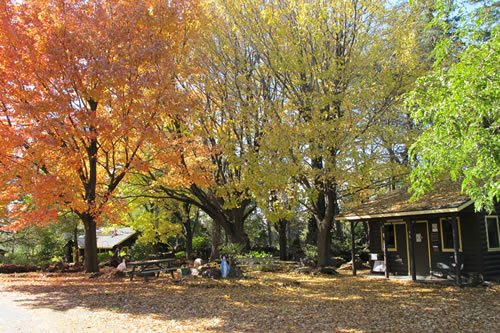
0, 271, 498, 332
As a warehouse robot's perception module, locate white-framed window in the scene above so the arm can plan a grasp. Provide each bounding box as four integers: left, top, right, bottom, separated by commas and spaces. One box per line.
381, 224, 397, 251
485, 216, 500, 251
440, 217, 462, 252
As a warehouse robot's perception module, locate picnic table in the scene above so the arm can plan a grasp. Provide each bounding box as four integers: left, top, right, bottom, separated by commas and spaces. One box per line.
126, 258, 178, 281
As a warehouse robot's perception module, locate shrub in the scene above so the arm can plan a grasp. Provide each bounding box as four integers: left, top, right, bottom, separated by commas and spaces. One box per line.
303, 244, 318, 258
192, 236, 209, 252
36, 229, 64, 263
129, 242, 155, 261
175, 251, 186, 259
218, 243, 245, 257
97, 251, 112, 264
0, 252, 35, 265
239, 251, 272, 258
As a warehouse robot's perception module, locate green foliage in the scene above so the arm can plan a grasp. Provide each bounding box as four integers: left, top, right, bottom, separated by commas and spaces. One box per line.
218, 243, 245, 257
175, 251, 186, 259
192, 236, 209, 252
303, 245, 318, 259
407, 1, 500, 212
244, 214, 271, 247
0, 222, 70, 265
36, 227, 64, 263
97, 252, 113, 264
0, 251, 35, 265
239, 251, 272, 258
129, 242, 155, 261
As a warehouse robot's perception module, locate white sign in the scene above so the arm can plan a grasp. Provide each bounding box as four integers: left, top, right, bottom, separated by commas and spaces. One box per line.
416, 233, 422, 242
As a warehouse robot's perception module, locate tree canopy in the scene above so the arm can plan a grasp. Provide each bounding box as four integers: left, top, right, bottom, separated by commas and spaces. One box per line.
0, 0, 204, 271
407, 0, 500, 212
1, 0, 496, 269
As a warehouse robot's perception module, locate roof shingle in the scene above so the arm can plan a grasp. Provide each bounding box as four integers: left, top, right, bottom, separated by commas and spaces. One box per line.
339, 183, 471, 220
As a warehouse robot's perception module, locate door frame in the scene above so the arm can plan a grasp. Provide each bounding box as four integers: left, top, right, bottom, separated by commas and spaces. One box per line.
412, 220, 432, 276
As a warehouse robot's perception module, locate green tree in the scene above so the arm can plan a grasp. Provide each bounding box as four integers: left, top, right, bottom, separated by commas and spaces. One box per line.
407, 0, 500, 212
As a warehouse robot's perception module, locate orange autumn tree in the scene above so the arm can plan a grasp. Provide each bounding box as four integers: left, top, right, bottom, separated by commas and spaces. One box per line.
0, 0, 203, 272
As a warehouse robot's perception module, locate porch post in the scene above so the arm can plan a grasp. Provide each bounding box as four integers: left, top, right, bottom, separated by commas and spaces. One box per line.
350, 221, 357, 276
452, 215, 462, 286
408, 220, 417, 281
383, 223, 389, 279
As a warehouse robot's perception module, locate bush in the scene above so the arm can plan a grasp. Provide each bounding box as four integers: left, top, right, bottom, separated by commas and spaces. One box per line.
239, 251, 272, 258
192, 236, 209, 252
0, 252, 35, 265
129, 242, 155, 261
175, 251, 186, 259
97, 251, 112, 264
331, 239, 351, 261
218, 243, 245, 257
36, 229, 64, 263
303, 245, 318, 259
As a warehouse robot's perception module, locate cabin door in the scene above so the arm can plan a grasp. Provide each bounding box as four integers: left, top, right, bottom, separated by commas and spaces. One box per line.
413, 222, 431, 276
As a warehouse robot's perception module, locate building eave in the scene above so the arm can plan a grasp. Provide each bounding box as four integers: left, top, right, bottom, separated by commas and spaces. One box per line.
337, 200, 474, 221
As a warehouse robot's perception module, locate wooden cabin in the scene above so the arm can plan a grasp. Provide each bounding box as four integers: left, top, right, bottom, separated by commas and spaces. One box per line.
338, 184, 500, 283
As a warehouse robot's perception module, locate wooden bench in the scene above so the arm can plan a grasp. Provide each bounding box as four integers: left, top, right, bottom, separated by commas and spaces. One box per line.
126, 259, 178, 282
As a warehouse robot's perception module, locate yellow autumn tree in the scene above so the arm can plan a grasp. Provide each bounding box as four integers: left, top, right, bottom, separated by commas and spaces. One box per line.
203, 0, 427, 266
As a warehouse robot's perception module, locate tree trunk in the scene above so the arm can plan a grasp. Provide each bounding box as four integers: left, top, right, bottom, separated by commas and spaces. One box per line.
81, 98, 99, 273
210, 221, 221, 261
305, 216, 318, 245
219, 217, 251, 250
82, 214, 98, 273
267, 220, 273, 247
276, 219, 288, 261
317, 219, 333, 267
192, 189, 252, 251
73, 225, 79, 265
184, 223, 193, 258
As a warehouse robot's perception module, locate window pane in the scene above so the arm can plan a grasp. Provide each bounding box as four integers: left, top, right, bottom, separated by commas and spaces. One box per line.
442, 220, 454, 249
486, 217, 500, 249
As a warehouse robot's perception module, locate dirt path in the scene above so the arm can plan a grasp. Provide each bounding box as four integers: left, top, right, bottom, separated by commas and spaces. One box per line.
0, 289, 71, 333
0, 288, 142, 333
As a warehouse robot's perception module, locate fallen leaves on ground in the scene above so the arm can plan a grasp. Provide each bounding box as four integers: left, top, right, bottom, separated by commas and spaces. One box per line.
0, 271, 498, 332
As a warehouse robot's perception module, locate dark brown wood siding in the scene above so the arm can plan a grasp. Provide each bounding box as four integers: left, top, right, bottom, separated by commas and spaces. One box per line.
479, 202, 500, 280
387, 223, 409, 275
365, 202, 500, 280
460, 212, 482, 274
368, 220, 383, 272
369, 220, 382, 253
426, 213, 482, 277
368, 220, 408, 275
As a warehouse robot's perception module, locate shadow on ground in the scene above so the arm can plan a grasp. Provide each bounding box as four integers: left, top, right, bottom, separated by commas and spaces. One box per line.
1, 271, 499, 332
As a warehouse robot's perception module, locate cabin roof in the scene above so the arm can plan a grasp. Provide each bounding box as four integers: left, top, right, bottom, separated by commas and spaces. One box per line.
78, 227, 136, 249
338, 183, 472, 221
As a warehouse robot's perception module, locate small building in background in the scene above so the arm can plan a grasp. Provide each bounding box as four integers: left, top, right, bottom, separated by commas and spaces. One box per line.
65, 227, 138, 262
338, 183, 500, 282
